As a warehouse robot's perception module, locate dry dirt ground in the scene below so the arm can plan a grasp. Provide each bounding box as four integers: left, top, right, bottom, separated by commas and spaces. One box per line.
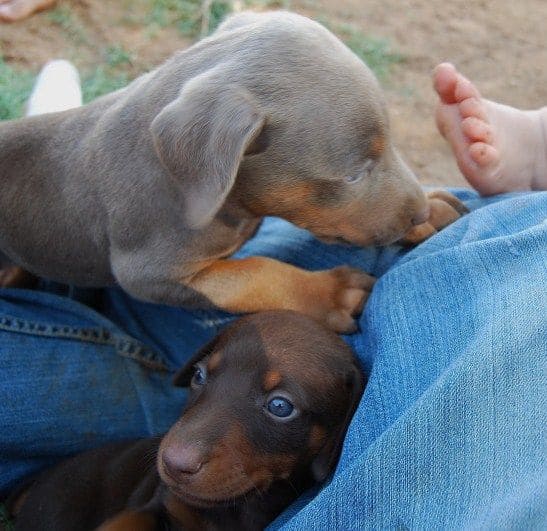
1, 0, 546, 187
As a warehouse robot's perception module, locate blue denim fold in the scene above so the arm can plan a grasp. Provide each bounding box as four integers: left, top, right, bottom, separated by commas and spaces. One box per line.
1, 189, 546, 529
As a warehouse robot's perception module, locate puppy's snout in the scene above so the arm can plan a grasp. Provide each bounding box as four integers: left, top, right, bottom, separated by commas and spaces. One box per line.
162, 444, 204, 477
411, 204, 430, 226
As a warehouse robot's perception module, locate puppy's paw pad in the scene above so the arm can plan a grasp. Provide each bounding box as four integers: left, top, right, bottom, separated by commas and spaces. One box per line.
331, 266, 376, 291
0, 266, 36, 288
326, 309, 358, 334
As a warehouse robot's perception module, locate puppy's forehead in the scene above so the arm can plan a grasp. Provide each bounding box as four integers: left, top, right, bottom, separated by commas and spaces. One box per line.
207, 311, 353, 391
212, 318, 268, 370
217, 312, 353, 390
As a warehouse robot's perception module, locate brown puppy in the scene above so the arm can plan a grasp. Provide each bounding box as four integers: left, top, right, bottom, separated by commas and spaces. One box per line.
0, 11, 465, 332
9, 311, 364, 531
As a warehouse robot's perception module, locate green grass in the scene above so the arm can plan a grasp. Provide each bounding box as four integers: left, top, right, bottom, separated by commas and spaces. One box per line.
244, 0, 291, 7
105, 45, 134, 68
146, 0, 231, 36
0, 55, 133, 120
81, 45, 135, 103
82, 65, 131, 104
47, 5, 89, 44
1, 3, 402, 121
321, 20, 403, 81
0, 58, 34, 120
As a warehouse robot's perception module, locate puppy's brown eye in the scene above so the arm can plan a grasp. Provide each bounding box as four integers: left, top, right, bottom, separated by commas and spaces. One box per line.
346, 159, 375, 183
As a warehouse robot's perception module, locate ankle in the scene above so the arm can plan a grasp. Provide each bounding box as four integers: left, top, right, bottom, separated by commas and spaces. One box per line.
531, 107, 547, 191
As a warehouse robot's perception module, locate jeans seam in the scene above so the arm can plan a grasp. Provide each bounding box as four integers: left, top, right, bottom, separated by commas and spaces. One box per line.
0, 314, 169, 372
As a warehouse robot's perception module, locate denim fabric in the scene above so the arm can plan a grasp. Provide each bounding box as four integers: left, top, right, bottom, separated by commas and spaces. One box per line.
1, 190, 546, 529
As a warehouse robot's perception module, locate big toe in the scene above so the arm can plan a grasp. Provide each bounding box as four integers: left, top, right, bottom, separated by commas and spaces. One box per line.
433, 63, 482, 106
433, 63, 459, 103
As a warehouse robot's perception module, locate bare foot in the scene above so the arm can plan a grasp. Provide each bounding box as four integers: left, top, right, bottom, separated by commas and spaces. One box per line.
433, 62, 547, 194
0, 0, 56, 22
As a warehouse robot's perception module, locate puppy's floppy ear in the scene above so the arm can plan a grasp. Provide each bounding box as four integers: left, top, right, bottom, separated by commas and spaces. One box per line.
311, 363, 365, 482
150, 69, 266, 229
172, 336, 220, 387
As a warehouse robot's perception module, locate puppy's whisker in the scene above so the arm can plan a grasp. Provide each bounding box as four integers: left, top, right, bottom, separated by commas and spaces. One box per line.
284, 478, 299, 498
140, 448, 158, 472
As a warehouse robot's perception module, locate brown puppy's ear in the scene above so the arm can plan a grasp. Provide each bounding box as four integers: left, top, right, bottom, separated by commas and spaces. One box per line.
172, 336, 220, 387
150, 70, 266, 229
311, 363, 365, 482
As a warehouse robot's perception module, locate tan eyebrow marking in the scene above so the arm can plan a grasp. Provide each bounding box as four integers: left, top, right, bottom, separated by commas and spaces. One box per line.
370, 135, 385, 157
263, 370, 282, 391
308, 424, 327, 452
207, 351, 223, 372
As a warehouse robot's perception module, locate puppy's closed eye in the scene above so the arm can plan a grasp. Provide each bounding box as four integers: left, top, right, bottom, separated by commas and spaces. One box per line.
345, 159, 375, 184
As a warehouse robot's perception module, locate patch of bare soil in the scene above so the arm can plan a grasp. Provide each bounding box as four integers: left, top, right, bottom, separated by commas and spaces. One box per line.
295, 0, 547, 187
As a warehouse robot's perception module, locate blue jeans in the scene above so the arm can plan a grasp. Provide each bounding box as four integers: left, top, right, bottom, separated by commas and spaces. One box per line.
1, 190, 546, 529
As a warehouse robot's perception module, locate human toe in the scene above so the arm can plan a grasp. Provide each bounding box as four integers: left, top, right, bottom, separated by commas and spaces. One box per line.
433, 63, 459, 103
469, 142, 499, 167
454, 74, 481, 103
459, 97, 488, 121
462, 116, 494, 143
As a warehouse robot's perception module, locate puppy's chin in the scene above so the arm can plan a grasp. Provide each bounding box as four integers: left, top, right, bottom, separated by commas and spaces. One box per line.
163, 480, 252, 509
316, 235, 355, 246
372, 224, 414, 246
159, 466, 260, 509
166, 484, 235, 509
373, 233, 405, 246
313, 228, 409, 248
314, 231, 377, 247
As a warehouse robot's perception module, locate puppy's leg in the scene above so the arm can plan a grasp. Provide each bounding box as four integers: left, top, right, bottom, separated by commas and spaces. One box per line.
96, 510, 159, 531
184, 257, 374, 333
0, 60, 82, 287
116, 256, 374, 333
0, 265, 36, 288
400, 190, 469, 245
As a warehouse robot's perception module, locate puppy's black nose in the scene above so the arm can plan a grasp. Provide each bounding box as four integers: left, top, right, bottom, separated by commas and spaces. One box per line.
411, 205, 430, 225
162, 445, 204, 476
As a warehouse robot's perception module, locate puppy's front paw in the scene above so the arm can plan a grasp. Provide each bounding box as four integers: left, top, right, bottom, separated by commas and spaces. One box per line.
401, 190, 469, 245
0, 266, 36, 288
311, 266, 375, 333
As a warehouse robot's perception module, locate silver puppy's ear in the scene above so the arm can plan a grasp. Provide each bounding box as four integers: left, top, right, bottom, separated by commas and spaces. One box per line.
150, 69, 265, 229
